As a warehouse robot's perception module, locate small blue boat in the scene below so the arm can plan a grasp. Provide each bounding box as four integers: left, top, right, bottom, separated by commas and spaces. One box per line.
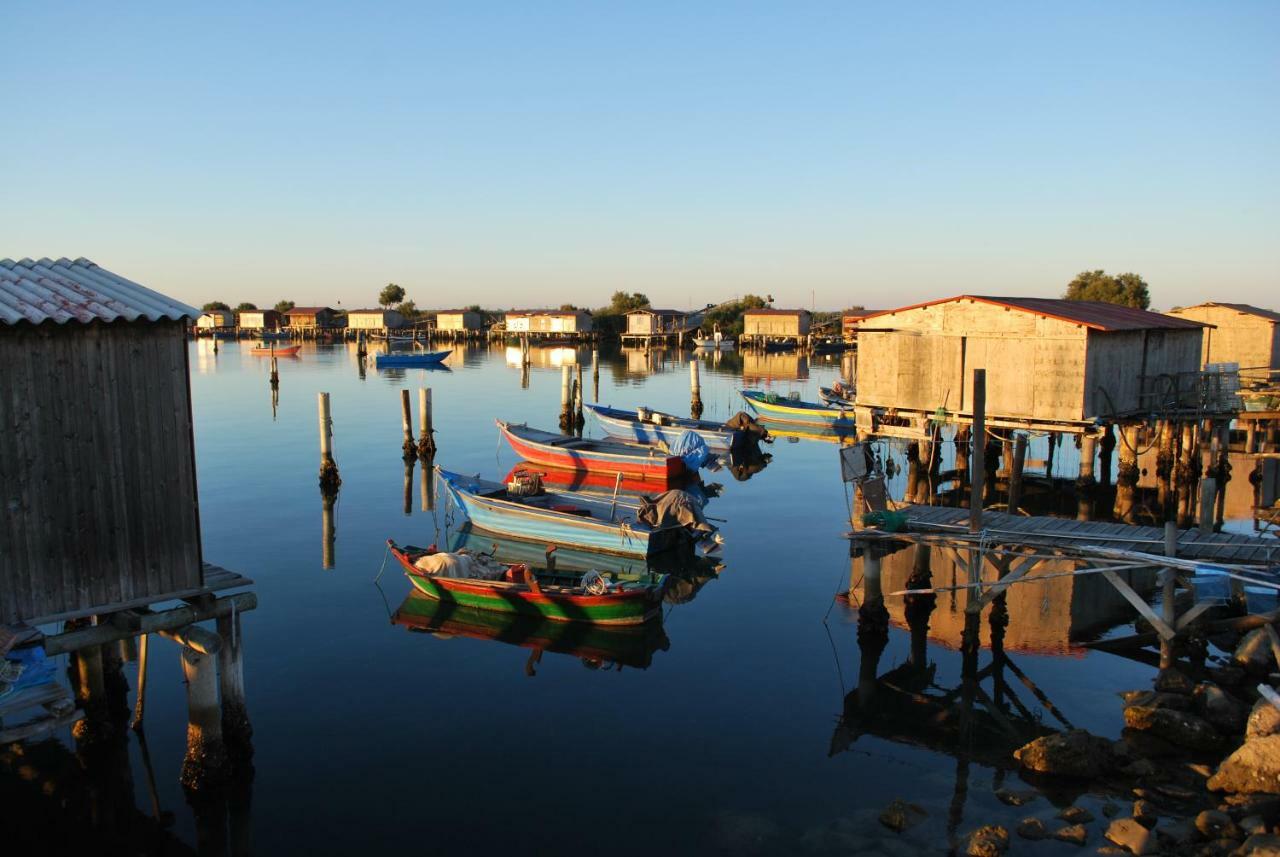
375, 349, 452, 368
741, 390, 855, 428
436, 467, 721, 559
586, 404, 737, 452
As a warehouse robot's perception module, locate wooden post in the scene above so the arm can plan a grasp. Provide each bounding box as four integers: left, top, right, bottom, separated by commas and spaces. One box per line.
400, 389, 416, 460
1114, 424, 1140, 523
357, 330, 367, 358
180, 644, 228, 791
1007, 432, 1027, 514
575, 363, 585, 428
317, 392, 340, 494
968, 369, 986, 533
416, 387, 436, 458
269, 356, 279, 386
689, 357, 703, 419
216, 611, 252, 767
559, 364, 573, 430
1245, 419, 1257, 454
1160, 521, 1178, 669
420, 460, 434, 512
592, 349, 599, 401
403, 460, 413, 516
863, 547, 883, 605
1199, 474, 1216, 535
72, 641, 110, 746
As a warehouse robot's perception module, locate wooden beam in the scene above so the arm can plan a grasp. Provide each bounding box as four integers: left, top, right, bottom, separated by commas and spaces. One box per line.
1102, 569, 1177, 641
976, 552, 1047, 609
44, 593, 257, 656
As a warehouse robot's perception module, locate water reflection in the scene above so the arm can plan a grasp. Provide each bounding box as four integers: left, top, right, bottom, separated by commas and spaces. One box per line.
392, 592, 670, 673
742, 351, 809, 382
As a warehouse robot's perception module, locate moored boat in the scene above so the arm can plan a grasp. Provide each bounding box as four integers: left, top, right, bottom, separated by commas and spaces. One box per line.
741, 389, 854, 427
693, 337, 735, 350
497, 420, 685, 481
586, 404, 739, 451
389, 540, 667, 625
375, 349, 451, 368
436, 467, 721, 559
250, 344, 301, 356
818, 384, 855, 408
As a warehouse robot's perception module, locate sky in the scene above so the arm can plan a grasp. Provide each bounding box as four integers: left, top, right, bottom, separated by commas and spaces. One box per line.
2, 2, 1277, 311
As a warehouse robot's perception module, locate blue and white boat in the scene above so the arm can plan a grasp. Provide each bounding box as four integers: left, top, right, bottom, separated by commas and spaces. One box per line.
375, 349, 452, 368
436, 467, 721, 559
586, 404, 738, 452
741, 389, 855, 428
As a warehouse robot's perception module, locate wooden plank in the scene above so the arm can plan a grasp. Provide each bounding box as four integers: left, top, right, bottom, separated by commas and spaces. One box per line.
1102, 569, 1177, 641
22, 568, 254, 628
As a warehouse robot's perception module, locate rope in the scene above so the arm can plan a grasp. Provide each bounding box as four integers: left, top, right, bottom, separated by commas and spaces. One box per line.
373, 542, 390, 583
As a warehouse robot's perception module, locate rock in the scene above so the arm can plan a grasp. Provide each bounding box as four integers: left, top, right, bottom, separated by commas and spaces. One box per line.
1120, 727, 1181, 758
1121, 689, 1194, 711
1234, 629, 1278, 676
1014, 729, 1116, 778
1197, 837, 1239, 855
1015, 817, 1047, 840
1052, 824, 1088, 845
877, 799, 926, 833
1124, 705, 1224, 752
1207, 735, 1280, 794
1105, 818, 1159, 854
1220, 793, 1280, 823
1121, 758, 1160, 779
1195, 682, 1251, 734
1247, 697, 1280, 741
1238, 833, 1280, 855
995, 788, 1038, 807
1057, 805, 1095, 824
1195, 810, 1243, 841
1207, 665, 1246, 688
1133, 799, 1159, 828
1096, 848, 1126, 856
1156, 668, 1197, 695
1104, 802, 1122, 818
1239, 815, 1268, 835
963, 824, 1009, 857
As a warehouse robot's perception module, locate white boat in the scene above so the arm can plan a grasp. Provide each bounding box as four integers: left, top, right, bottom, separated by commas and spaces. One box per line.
693, 337, 734, 350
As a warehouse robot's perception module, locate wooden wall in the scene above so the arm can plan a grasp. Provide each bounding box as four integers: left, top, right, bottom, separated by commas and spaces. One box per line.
1084, 328, 1203, 418
0, 320, 202, 624
1167, 305, 1279, 370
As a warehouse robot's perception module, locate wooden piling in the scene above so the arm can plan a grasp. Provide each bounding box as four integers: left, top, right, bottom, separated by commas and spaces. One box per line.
403, 460, 414, 516
400, 390, 416, 461
269, 356, 279, 386
1007, 433, 1027, 514
968, 369, 986, 533
179, 644, 228, 791
689, 358, 703, 419
416, 387, 436, 458
357, 330, 367, 358
72, 641, 110, 746
321, 491, 336, 570
575, 363, 585, 428
592, 349, 599, 401
559, 364, 573, 430
1160, 521, 1178, 669
130, 633, 149, 732
1114, 424, 1140, 524
216, 611, 252, 767
317, 392, 340, 494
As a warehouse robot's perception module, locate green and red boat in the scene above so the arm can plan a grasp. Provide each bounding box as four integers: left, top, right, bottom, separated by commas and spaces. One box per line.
388, 540, 667, 626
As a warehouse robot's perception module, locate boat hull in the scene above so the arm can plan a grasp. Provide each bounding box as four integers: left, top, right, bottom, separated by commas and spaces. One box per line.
375, 349, 452, 368
741, 390, 853, 428
587, 405, 735, 452
250, 344, 300, 356
405, 572, 660, 625
498, 422, 684, 481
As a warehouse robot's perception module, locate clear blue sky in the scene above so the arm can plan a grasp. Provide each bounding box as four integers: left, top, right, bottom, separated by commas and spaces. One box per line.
3, 2, 1276, 311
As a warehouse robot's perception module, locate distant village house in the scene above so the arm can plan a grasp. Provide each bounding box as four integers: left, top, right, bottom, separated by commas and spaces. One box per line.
237, 309, 281, 331
197, 309, 235, 330
284, 306, 343, 330
742, 308, 811, 344
434, 310, 484, 332
1164, 302, 1280, 373
347, 308, 406, 331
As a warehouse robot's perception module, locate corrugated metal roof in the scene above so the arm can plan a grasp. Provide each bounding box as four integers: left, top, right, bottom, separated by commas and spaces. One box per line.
743, 307, 812, 316
862, 295, 1207, 332
1170, 302, 1280, 324
0, 257, 197, 326
284, 306, 334, 314
626, 308, 685, 315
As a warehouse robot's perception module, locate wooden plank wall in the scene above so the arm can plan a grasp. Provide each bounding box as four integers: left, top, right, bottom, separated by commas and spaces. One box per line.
1085, 329, 1202, 418
0, 320, 202, 624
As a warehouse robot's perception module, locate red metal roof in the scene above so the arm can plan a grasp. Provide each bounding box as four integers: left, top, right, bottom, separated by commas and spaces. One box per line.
743, 307, 811, 316
285, 306, 334, 315
861, 295, 1208, 332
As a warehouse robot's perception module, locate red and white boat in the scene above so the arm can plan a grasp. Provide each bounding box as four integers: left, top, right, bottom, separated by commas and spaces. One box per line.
496, 420, 685, 482
249, 344, 300, 356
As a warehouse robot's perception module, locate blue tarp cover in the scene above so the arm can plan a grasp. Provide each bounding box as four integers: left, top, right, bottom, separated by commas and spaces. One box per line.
670, 430, 711, 470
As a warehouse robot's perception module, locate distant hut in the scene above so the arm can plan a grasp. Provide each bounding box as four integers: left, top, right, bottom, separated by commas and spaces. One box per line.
0, 257, 203, 624
197, 309, 235, 332
434, 310, 484, 340
854, 296, 1207, 430
504, 309, 592, 340
1164, 302, 1280, 374
841, 308, 883, 341
347, 308, 406, 335
624, 308, 687, 343
284, 306, 342, 333
237, 309, 281, 331
742, 308, 812, 347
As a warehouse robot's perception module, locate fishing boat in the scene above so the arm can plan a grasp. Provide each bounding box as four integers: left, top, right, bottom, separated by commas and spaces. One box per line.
389, 540, 667, 625
693, 337, 735, 350
811, 340, 848, 355
436, 467, 721, 559
501, 464, 712, 503
250, 344, 301, 356
374, 349, 451, 368
762, 340, 797, 353
741, 389, 854, 428
818, 384, 855, 408
497, 420, 685, 481
392, 592, 670, 670
586, 404, 738, 452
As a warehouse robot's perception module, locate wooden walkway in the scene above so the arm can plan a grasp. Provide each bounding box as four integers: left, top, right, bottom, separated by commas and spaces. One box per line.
876, 505, 1279, 565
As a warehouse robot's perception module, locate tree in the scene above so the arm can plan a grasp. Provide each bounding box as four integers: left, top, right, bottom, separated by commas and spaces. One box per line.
464, 304, 483, 314
379, 283, 405, 308
202, 301, 230, 311
274, 300, 295, 315
396, 300, 418, 319
559, 303, 578, 311
607, 291, 650, 313
235, 302, 258, 311
1063, 270, 1150, 309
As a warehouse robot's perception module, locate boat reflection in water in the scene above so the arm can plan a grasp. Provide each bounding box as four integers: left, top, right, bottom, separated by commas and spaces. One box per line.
763, 422, 856, 446
448, 523, 721, 605
392, 591, 670, 674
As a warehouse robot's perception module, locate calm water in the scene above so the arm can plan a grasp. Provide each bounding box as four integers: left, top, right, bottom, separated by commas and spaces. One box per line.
22, 341, 1185, 854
